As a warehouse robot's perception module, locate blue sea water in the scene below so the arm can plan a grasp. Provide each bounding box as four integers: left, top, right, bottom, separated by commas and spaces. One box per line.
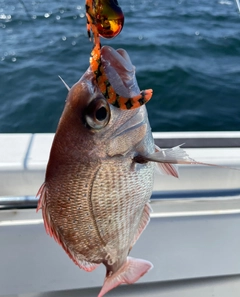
0, 0, 240, 133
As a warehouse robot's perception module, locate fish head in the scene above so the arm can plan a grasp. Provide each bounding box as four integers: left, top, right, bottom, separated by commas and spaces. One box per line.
50, 47, 154, 166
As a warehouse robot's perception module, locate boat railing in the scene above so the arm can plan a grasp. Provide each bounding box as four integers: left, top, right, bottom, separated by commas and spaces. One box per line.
0, 132, 240, 296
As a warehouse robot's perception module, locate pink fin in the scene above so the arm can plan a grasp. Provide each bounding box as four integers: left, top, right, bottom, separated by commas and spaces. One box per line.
130, 203, 152, 248
156, 162, 179, 178
98, 257, 153, 297
36, 183, 45, 212
74, 259, 99, 272
154, 145, 179, 178
36, 183, 99, 272
151, 144, 240, 171
36, 183, 58, 239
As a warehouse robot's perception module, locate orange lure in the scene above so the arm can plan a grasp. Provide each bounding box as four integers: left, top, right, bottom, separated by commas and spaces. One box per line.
85, 0, 153, 110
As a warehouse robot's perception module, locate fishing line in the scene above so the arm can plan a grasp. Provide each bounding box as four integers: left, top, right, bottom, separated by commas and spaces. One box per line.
18, 0, 32, 19
235, 0, 240, 12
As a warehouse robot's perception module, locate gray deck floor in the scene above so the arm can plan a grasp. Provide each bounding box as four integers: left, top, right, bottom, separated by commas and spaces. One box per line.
4, 274, 240, 297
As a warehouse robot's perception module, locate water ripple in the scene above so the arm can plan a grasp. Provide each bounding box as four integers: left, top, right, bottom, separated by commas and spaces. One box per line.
0, 0, 240, 132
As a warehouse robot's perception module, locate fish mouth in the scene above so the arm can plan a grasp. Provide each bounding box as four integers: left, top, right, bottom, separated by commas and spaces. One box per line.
95, 46, 148, 152
100, 45, 147, 139
101, 46, 141, 98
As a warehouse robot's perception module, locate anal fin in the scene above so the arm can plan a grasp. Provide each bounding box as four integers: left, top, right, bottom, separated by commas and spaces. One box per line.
130, 203, 152, 249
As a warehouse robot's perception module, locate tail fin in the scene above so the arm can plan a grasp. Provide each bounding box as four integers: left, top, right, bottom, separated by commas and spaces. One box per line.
98, 257, 153, 297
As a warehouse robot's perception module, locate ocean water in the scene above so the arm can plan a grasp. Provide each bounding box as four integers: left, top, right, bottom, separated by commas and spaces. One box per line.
0, 0, 240, 133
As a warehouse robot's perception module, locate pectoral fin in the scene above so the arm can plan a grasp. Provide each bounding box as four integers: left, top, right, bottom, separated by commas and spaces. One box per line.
146, 144, 195, 164
141, 145, 239, 171
154, 145, 179, 178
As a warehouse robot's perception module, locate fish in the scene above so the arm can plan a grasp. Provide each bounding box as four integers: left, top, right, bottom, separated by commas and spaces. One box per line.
37, 45, 200, 297
86, 0, 153, 109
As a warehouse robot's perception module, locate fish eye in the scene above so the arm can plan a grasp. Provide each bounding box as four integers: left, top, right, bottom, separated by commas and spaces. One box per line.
85, 98, 110, 130
96, 106, 107, 121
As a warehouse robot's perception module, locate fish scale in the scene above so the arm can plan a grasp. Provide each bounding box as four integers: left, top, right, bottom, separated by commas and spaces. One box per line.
46, 163, 106, 263
43, 153, 154, 269
91, 160, 154, 264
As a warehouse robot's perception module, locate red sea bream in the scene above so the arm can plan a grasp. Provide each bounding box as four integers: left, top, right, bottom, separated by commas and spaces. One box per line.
37, 46, 194, 297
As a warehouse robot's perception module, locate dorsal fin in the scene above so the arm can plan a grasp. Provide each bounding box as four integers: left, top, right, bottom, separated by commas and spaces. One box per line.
58, 75, 70, 91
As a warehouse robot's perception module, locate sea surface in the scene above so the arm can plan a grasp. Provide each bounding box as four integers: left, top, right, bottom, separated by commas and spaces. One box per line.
0, 0, 240, 133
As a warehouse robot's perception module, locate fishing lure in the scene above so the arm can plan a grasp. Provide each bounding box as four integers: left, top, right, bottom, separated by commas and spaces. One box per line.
85, 0, 153, 110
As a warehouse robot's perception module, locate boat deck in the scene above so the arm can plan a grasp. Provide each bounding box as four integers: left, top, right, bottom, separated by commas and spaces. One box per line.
4, 275, 240, 297
0, 132, 239, 297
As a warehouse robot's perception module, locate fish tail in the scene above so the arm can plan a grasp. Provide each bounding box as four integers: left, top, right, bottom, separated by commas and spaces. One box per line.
98, 257, 153, 297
